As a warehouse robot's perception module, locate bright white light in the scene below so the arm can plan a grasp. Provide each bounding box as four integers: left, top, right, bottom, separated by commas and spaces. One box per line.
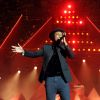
82, 59, 86, 63
0, 77, 1, 80
99, 69, 100, 72
34, 66, 37, 70
68, 5, 72, 8
17, 70, 21, 74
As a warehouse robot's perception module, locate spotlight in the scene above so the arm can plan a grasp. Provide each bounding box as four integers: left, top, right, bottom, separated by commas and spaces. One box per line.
37, 48, 40, 50
72, 40, 76, 44
78, 49, 81, 51
90, 41, 93, 44
99, 69, 100, 72
68, 16, 71, 18
34, 66, 37, 70
60, 16, 63, 18
86, 33, 89, 36
68, 11, 71, 14
82, 59, 86, 63
68, 5, 72, 9
68, 41, 71, 43
77, 32, 80, 35
45, 40, 48, 43
79, 21, 83, 24
76, 16, 79, 18
93, 49, 96, 52
60, 21, 63, 23
98, 49, 100, 52
0, 77, 1, 80
83, 49, 85, 51
56, 20, 59, 23
81, 41, 84, 43
81, 32, 84, 35
68, 32, 71, 35
72, 33, 75, 35
64, 10, 67, 14
88, 49, 91, 51
72, 16, 75, 19
17, 70, 21, 74
68, 21, 71, 24
72, 48, 75, 51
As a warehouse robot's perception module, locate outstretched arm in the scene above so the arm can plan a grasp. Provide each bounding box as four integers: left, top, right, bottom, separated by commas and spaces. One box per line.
11, 43, 43, 58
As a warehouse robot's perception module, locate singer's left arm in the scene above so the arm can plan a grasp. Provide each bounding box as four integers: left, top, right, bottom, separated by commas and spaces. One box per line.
63, 37, 74, 59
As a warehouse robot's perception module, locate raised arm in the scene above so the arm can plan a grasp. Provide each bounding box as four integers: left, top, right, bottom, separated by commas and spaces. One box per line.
61, 36, 74, 59
11, 43, 43, 58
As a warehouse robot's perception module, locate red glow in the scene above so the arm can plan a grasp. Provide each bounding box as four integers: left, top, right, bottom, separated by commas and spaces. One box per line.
76, 16, 79, 18
64, 10, 67, 14
72, 11, 75, 13
68, 11, 71, 14
72, 40, 76, 44
72, 16, 75, 19
72, 48, 75, 51
60, 16, 63, 19
56, 20, 59, 23
23, 17, 52, 47
68, 16, 71, 18
82, 59, 86, 63
68, 5, 72, 9
86, 17, 100, 33
0, 14, 23, 48
68, 21, 71, 24
79, 21, 83, 24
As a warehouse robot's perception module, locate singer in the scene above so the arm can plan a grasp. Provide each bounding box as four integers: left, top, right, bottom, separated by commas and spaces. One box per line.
11, 28, 74, 100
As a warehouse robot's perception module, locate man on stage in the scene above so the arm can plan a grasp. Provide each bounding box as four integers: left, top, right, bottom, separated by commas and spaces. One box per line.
12, 28, 74, 100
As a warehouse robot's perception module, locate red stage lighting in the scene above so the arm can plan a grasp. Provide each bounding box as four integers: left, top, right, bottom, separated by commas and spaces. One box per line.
82, 59, 86, 63
56, 20, 59, 23
60, 16, 63, 19
72, 11, 75, 13
68, 11, 71, 14
68, 16, 71, 18
68, 21, 71, 24
72, 16, 75, 19
76, 16, 79, 19
79, 20, 83, 24
72, 40, 76, 44
68, 5, 72, 9
64, 10, 67, 14
72, 48, 75, 51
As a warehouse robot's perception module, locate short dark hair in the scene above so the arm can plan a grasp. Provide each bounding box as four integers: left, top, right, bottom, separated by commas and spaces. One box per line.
49, 28, 66, 41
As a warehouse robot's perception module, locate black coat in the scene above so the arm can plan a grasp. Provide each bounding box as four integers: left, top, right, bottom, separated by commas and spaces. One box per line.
24, 44, 74, 83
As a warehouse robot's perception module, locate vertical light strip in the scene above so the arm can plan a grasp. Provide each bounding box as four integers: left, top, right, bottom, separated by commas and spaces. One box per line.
0, 14, 23, 49
23, 17, 52, 47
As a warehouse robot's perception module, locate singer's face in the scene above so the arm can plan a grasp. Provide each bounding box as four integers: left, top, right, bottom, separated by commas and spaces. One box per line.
54, 31, 63, 41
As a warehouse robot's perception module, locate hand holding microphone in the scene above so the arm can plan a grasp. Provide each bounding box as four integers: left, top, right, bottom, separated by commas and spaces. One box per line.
61, 32, 68, 46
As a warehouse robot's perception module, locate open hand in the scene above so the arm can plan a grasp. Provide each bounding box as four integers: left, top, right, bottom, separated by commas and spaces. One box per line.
11, 43, 24, 53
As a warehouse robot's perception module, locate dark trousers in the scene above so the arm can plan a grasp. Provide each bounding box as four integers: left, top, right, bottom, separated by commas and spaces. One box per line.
45, 76, 70, 100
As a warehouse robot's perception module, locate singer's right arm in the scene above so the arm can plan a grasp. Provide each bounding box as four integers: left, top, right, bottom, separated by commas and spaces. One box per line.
11, 44, 43, 58
23, 49, 43, 58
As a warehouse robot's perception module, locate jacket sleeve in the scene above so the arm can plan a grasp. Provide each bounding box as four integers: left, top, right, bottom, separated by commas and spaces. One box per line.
64, 45, 74, 59
22, 48, 44, 58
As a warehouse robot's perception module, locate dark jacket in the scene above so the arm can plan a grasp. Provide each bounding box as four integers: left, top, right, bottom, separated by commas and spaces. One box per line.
24, 44, 74, 83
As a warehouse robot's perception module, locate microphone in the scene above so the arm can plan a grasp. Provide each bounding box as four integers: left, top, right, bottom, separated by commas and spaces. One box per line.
55, 35, 66, 45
